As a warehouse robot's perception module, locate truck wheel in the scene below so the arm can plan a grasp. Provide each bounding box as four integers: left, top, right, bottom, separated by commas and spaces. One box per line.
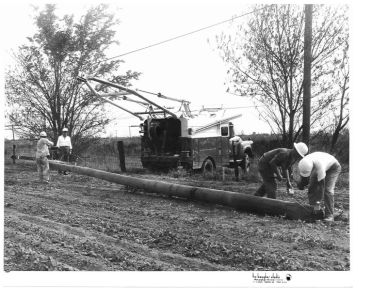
241, 152, 250, 174
202, 158, 215, 177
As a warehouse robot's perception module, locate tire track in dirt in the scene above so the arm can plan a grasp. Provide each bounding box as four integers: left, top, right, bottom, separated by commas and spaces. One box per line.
5, 162, 350, 271
5, 187, 349, 270
5, 208, 230, 271
5, 180, 258, 247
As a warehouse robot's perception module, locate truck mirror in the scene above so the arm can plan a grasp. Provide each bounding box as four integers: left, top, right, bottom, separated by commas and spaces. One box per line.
221, 126, 229, 137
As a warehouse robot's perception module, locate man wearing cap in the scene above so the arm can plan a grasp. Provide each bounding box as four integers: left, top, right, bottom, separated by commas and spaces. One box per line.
36, 131, 54, 183
56, 127, 72, 162
297, 152, 342, 222
254, 142, 308, 199
56, 128, 72, 175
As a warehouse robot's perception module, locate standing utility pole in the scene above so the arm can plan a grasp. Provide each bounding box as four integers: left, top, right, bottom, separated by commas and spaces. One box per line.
302, 4, 313, 145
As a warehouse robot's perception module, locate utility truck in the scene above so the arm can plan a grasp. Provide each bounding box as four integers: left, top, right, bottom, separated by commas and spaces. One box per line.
77, 77, 254, 174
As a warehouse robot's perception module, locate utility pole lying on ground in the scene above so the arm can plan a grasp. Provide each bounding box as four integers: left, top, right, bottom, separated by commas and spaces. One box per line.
16, 159, 320, 221
302, 4, 313, 145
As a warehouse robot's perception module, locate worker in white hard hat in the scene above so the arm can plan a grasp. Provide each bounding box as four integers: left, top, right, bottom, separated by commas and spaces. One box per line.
36, 131, 54, 183
254, 142, 308, 199
297, 152, 342, 222
56, 127, 72, 174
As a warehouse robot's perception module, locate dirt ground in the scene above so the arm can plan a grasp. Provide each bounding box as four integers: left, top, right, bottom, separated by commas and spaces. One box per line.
4, 161, 349, 271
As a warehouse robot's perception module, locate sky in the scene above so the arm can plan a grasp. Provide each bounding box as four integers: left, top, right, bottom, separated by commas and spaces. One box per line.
1, 0, 271, 139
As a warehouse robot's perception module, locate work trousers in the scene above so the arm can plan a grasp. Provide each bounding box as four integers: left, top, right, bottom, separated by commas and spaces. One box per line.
308, 162, 342, 217
58, 146, 71, 174
255, 165, 277, 199
59, 146, 70, 162
36, 156, 50, 182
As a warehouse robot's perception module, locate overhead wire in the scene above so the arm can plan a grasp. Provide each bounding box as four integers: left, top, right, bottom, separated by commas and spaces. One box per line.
6, 9, 262, 131
95, 9, 256, 66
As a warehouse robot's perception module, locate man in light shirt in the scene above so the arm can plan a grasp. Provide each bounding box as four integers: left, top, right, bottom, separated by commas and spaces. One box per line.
56, 127, 72, 175
36, 131, 54, 183
56, 127, 72, 162
297, 152, 342, 222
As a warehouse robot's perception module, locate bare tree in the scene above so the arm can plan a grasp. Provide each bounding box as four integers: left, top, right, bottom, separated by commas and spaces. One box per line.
216, 4, 349, 147
329, 39, 349, 152
5, 4, 140, 150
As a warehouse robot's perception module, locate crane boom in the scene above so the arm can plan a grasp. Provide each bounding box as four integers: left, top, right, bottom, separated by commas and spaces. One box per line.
88, 77, 178, 118
194, 114, 242, 134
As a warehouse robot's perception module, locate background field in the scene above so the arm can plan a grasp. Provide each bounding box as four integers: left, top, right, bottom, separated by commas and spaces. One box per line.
4, 131, 349, 173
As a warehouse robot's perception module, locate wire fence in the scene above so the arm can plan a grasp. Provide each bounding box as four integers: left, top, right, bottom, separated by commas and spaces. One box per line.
4, 138, 143, 172
76, 154, 143, 171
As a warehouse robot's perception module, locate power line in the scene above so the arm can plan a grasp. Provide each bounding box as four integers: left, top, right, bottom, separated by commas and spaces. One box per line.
96, 9, 256, 65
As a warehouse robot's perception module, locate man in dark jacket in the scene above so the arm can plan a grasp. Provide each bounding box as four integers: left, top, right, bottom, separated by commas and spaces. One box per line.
254, 142, 308, 199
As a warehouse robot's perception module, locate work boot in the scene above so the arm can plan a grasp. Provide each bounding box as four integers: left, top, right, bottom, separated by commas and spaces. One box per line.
323, 215, 334, 222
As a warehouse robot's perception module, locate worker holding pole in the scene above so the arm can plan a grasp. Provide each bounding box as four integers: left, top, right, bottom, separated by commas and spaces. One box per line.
297, 152, 342, 222
254, 143, 308, 199
36, 131, 54, 184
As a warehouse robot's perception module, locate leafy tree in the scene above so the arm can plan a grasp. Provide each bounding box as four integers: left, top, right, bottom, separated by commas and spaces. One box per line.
216, 4, 349, 147
5, 4, 140, 151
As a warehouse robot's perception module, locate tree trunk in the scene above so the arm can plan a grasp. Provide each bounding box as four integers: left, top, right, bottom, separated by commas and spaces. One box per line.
288, 110, 295, 148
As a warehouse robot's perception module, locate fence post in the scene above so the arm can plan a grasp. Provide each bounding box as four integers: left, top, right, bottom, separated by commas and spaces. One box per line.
117, 141, 126, 172
232, 141, 239, 181
12, 144, 16, 164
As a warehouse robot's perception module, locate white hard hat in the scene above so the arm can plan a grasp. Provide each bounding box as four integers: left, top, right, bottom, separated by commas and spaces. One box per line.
298, 157, 313, 177
40, 131, 47, 137
62, 128, 68, 132
294, 142, 308, 157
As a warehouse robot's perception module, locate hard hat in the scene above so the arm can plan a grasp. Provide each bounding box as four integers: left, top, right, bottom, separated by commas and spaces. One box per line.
294, 142, 308, 157
62, 128, 68, 132
40, 131, 47, 137
298, 157, 313, 177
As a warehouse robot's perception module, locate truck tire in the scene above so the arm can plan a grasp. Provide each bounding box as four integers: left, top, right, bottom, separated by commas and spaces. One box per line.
202, 158, 215, 177
241, 152, 251, 174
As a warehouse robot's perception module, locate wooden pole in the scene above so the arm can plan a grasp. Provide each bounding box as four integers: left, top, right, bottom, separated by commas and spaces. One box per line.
17, 159, 316, 220
232, 142, 239, 181
117, 141, 126, 172
12, 125, 16, 164
12, 145, 16, 164
302, 4, 313, 145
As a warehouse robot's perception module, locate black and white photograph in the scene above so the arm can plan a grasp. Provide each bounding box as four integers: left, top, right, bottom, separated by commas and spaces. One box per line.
1, 0, 385, 296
